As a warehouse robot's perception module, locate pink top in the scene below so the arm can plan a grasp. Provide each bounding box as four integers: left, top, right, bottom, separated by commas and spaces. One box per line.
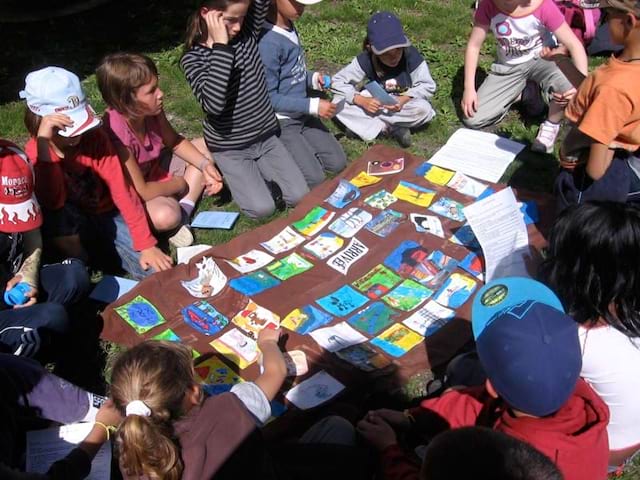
475, 0, 565, 65
104, 108, 165, 175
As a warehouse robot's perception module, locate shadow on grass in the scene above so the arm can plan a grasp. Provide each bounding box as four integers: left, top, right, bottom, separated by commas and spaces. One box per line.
0, 0, 194, 104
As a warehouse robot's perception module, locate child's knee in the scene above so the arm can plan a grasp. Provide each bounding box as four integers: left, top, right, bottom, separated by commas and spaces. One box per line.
284, 182, 310, 207
462, 113, 489, 130
149, 201, 182, 231
243, 197, 277, 219
411, 100, 436, 123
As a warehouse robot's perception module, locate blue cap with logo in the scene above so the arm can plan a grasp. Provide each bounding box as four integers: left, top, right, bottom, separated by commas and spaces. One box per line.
367, 11, 411, 55
471, 277, 581, 417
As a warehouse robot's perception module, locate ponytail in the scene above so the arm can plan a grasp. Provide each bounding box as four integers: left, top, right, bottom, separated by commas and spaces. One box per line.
110, 341, 197, 480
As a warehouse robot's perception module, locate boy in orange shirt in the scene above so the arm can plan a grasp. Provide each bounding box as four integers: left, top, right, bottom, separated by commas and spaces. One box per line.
551, 0, 640, 208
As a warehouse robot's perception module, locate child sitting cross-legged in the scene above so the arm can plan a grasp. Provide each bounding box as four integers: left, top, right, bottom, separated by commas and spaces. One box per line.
356, 277, 609, 480
21, 67, 172, 280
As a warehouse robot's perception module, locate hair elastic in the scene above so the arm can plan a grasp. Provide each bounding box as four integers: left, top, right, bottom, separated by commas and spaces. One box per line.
125, 400, 152, 417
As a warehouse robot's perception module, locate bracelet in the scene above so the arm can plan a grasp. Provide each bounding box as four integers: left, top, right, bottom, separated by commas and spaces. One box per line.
94, 421, 116, 440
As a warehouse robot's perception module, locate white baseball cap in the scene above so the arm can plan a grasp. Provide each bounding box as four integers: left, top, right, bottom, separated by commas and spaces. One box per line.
296, 0, 323, 5
19, 67, 101, 138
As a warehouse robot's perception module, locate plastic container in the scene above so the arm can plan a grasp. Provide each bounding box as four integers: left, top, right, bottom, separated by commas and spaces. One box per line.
4, 282, 31, 306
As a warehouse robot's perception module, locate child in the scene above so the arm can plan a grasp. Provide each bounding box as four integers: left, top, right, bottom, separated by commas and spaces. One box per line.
540, 201, 640, 467
258, 0, 347, 188
96, 53, 224, 247
461, 0, 588, 153
551, 0, 640, 207
0, 141, 89, 362
181, 0, 309, 219
357, 277, 609, 480
332, 11, 437, 148
20, 67, 172, 280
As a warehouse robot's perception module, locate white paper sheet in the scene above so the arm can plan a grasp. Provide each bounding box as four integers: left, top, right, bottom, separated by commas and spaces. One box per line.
285, 370, 345, 409
27, 423, 111, 479
177, 244, 211, 264
463, 188, 530, 282
428, 129, 525, 183
309, 322, 367, 352
89, 275, 138, 303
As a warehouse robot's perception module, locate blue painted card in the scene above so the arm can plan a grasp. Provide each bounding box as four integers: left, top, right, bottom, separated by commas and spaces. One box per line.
182, 300, 229, 336
326, 179, 360, 208
316, 285, 369, 317
115, 295, 165, 334
347, 302, 399, 335
365, 209, 404, 237
282, 305, 334, 334
229, 270, 281, 296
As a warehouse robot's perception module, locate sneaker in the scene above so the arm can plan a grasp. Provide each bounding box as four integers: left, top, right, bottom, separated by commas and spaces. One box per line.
521, 80, 545, 117
531, 120, 560, 154
390, 126, 412, 148
168, 225, 194, 248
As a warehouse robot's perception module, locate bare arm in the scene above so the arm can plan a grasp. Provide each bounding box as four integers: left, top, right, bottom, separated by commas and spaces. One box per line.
254, 328, 287, 401
553, 22, 588, 76
585, 141, 615, 180
461, 25, 488, 118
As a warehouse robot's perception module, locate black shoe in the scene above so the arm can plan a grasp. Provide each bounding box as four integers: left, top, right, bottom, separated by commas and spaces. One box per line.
391, 126, 412, 148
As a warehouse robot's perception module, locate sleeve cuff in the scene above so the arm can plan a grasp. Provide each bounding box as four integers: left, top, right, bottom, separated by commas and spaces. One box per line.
309, 97, 320, 116
231, 382, 271, 424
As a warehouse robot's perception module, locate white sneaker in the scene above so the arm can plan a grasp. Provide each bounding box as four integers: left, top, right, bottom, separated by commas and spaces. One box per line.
168, 225, 194, 248
532, 121, 561, 154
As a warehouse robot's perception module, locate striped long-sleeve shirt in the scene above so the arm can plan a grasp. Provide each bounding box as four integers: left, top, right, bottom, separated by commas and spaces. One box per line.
181, 0, 279, 152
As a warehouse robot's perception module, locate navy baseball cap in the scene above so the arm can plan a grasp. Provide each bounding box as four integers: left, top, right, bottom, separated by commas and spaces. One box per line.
367, 11, 411, 55
471, 278, 582, 417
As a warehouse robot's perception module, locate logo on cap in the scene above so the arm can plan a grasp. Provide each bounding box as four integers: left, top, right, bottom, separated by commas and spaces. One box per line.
480, 284, 508, 307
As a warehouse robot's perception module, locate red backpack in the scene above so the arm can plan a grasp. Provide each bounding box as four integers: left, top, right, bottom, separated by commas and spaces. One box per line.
554, 0, 601, 46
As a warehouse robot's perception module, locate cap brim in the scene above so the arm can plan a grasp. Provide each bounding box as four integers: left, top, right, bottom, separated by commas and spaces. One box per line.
471, 277, 564, 340
0, 196, 42, 233
58, 105, 101, 138
296, 0, 323, 4
370, 37, 411, 55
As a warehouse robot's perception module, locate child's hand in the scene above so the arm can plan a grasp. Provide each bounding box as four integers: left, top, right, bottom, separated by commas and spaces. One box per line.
541, 45, 569, 62
315, 72, 331, 91
257, 326, 281, 349
356, 412, 398, 451
38, 114, 74, 139
369, 408, 411, 430
204, 10, 229, 45
95, 399, 123, 428
461, 88, 478, 118
202, 162, 224, 195
139, 246, 173, 272
6, 275, 38, 308
318, 99, 337, 119
550, 88, 576, 107
384, 95, 411, 113
355, 95, 383, 115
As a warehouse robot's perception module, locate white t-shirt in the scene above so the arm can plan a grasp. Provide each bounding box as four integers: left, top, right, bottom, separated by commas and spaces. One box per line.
579, 325, 640, 450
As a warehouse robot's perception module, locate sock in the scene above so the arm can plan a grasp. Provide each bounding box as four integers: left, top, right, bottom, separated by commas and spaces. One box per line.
179, 199, 195, 218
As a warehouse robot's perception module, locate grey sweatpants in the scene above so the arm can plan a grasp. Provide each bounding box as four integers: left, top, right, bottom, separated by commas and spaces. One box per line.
213, 135, 309, 219
278, 116, 347, 188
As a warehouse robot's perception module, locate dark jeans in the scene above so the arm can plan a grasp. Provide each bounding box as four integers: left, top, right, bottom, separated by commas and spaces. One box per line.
0, 259, 89, 361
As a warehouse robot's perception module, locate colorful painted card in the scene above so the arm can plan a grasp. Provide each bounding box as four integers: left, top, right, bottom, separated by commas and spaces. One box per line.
303, 232, 345, 259
349, 171, 383, 188
316, 285, 369, 317
325, 180, 360, 208
409, 214, 445, 237
327, 237, 369, 275
371, 323, 424, 357
364, 209, 405, 237
447, 171, 488, 198
392, 181, 436, 207
282, 305, 334, 334
180, 257, 227, 298
352, 264, 402, 299
459, 251, 484, 281
285, 370, 345, 410
433, 273, 477, 309
427, 250, 458, 271
292, 206, 335, 237
449, 223, 481, 251
383, 241, 441, 285
347, 302, 399, 335
328, 208, 373, 238
231, 299, 280, 339
382, 279, 433, 311
428, 197, 466, 222
225, 249, 274, 274
309, 321, 368, 352
335, 344, 392, 372
229, 270, 281, 296
403, 300, 455, 337
153, 329, 200, 358
416, 163, 455, 186
195, 356, 243, 395
367, 157, 404, 176
210, 328, 258, 369
266, 253, 313, 280
363, 190, 397, 210
115, 295, 165, 334
181, 300, 229, 336
260, 226, 305, 254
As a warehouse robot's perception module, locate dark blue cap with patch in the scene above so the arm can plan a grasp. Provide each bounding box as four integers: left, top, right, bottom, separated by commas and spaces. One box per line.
367, 11, 411, 55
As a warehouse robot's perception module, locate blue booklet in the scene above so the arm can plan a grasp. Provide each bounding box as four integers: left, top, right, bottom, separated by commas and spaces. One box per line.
90, 275, 139, 303
364, 81, 398, 105
191, 211, 240, 229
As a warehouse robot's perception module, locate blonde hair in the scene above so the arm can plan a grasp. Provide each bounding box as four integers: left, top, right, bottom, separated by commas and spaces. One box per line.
96, 53, 158, 119
183, 0, 248, 52
110, 341, 197, 480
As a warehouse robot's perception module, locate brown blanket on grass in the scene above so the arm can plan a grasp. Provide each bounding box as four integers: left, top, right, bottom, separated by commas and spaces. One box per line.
101, 144, 553, 397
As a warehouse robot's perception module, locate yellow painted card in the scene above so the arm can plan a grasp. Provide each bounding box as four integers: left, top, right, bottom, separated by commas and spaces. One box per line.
392, 181, 436, 207
349, 171, 383, 188
424, 165, 455, 186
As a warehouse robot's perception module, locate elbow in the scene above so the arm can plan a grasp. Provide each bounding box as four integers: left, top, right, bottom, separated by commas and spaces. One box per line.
585, 163, 605, 181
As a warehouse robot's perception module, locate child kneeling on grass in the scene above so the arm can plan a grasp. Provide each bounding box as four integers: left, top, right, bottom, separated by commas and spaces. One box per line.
20, 67, 172, 280
550, 0, 640, 208
331, 11, 437, 148
356, 277, 609, 480
97, 53, 224, 248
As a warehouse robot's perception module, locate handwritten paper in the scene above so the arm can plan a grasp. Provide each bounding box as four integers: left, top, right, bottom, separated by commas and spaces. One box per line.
428, 129, 525, 183
285, 370, 345, 409
463, 188, 529, 282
